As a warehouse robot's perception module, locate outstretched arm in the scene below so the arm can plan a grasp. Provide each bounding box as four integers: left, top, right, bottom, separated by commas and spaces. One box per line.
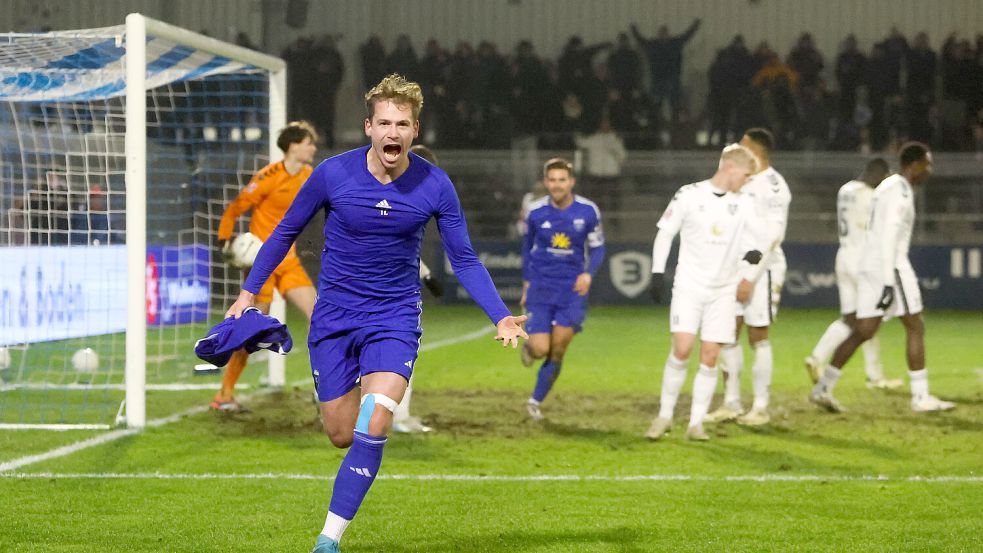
679, 18, 702, 44
436, 177, 527, 346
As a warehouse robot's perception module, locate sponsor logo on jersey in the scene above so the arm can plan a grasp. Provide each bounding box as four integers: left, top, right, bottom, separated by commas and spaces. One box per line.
551, 232, 571, 249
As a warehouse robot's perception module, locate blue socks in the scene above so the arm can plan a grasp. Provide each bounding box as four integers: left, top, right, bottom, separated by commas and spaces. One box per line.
328, 430, 387, 520
532, 360, 562, 402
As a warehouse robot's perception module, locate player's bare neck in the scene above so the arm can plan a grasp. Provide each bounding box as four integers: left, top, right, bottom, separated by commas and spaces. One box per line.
282, 158, 305, 176
709, 174, 728, 193
551, 195, 574, 210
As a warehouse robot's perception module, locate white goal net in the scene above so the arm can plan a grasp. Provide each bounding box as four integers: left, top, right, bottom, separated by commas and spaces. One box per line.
0, 15, 286, 429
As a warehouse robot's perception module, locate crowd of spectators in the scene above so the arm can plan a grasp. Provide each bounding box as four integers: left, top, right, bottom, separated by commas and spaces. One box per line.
279, 26, 983, 154
707, 29, 983, 153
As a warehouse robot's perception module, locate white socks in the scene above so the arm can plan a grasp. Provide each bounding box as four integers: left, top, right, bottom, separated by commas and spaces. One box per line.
393, 376, 413, 422
862, 336, 884, 381
815, 365, 843, 395
658, 354, 688, 420
909, 369, 929, 399
322, 511, 351, 543
812, 319, 851, 363
689, 364, 718, 426
751, 340, 773, 411
721, 344, 743, 406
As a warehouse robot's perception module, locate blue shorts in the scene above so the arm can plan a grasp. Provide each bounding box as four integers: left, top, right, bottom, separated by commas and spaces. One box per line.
525, 296, 587, 334
308, 302, 422, 402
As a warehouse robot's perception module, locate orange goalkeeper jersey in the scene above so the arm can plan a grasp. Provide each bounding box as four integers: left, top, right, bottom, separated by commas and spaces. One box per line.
218, 161, 313, 244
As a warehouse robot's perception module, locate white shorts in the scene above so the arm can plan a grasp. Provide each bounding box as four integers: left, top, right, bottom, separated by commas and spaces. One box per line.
670, 285, 738, 345
736, 266, 785, 328
856, 266, 923, 320
835, 249, 859, 315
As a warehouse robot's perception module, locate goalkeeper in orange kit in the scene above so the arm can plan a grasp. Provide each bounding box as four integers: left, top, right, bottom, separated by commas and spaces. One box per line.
213, 121, 319, 412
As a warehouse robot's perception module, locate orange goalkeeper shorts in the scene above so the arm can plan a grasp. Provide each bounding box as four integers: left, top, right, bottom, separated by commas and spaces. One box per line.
253, 252, 313, 304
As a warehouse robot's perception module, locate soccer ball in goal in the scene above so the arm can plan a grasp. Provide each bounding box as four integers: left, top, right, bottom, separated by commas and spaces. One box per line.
71, 348, 100, 373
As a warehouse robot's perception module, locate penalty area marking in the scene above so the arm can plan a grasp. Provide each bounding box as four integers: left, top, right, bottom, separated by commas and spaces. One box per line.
0, 326, 495, 474
1, 472, 982, 483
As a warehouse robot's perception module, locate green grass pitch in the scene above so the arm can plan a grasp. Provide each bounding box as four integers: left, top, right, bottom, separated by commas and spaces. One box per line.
1, 305, 981, 552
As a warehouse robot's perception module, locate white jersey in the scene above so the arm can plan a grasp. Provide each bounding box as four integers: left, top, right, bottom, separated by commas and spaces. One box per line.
653, 180, 757, 290
862, 174, 916, 283
836, 179, 875, 272
742, 166, 792, 271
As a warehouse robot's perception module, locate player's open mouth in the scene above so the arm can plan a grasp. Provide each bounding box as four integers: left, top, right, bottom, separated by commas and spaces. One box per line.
383, 144, 402, 163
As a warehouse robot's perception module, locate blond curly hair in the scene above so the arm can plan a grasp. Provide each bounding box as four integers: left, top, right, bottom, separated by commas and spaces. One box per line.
364, 73, 424, 121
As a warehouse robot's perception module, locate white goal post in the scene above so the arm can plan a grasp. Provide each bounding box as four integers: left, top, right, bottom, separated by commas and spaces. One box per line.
124, 14, 286, 428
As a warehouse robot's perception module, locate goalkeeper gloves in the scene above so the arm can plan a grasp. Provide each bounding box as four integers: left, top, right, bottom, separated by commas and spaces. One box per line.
649, 273, 666, 304
876, 286, 894, 310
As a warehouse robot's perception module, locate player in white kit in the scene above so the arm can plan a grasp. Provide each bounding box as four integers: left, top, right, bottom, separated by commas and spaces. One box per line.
706, 128, 791, 426
805, 158, 902, 390
810, 142, 955, 413
645, 144, 764, 442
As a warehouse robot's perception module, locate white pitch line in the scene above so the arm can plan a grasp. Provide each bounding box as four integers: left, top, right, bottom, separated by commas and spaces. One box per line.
0, 383, 251, 392
419, 326, 495, 352
1, 472, 981, 483
0, 325, 495, 473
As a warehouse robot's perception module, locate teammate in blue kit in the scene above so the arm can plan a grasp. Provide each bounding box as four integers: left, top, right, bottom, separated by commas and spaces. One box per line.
519, 158, 605, 421
224, 74, 528, 553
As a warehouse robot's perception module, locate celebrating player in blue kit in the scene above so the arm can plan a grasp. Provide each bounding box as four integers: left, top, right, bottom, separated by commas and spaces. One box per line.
519, 158, 605, 421
224, 74, 528, 553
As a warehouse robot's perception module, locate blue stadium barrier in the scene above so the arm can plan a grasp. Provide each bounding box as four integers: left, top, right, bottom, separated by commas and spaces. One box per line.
437, 241, 983, 310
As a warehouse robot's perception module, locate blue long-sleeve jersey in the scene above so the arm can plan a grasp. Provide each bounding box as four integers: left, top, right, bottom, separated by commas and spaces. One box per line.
522, 195, 605, 303
244, 146, 511, 341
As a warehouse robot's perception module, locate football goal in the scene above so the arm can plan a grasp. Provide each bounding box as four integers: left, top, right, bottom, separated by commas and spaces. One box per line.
0, 14, 287, 429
